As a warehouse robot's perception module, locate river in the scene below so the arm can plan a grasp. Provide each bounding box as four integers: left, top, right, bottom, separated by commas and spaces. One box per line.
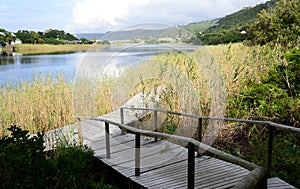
0, 44, 198, 84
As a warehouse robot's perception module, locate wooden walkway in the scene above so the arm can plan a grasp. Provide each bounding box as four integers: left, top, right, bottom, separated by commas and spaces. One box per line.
76, 119, 295, 189
44, 93, 296, 188
90, 132, 250, 188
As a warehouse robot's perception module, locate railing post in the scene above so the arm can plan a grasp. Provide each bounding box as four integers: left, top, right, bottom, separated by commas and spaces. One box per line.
154, 110, 158, 142
188, 142, 195, 189
267, 124, 274, 178
105, 122, 111, 158
120, 108, 126, 135
135, 132, 141, 176
77, 118, 83, 146
197, 118, 202, 156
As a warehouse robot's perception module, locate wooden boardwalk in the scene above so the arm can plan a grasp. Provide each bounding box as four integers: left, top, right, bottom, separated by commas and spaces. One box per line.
77, 120, 295, 189
89, 132, 250, 189
44, 93, 296, 188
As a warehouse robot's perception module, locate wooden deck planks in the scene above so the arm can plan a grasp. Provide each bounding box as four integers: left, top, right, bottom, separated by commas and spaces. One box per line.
98, 140, 187, 175
91, 134, 135, 151
85, 128, 296, 189
93, 133, 252, 189
115, 149, 187, 177
130, 155, 250, 189
267, 177, 296, 189
81, 108, 255, 188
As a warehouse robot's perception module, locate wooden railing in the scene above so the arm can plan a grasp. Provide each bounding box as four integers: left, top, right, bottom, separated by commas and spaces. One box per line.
121, 107, 300, 178
77, 107, 300, 189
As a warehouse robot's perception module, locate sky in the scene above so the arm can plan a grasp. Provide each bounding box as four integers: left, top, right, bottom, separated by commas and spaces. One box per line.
0, 0, 267, 34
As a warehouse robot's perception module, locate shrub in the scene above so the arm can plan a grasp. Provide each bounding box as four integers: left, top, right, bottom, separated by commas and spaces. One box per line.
0, 125, 52, 188
248, 0, 300, 48
226, 47, 300, 188
0, 126, 116, 189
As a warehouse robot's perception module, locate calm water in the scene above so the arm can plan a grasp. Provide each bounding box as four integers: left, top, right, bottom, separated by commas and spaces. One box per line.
0, 44, 198, 84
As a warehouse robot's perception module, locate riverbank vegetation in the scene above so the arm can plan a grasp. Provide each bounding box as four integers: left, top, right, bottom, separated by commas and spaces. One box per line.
14, 44, 94, 55
0, 73, 74, 136
0, 72, 114, 136
0, 125, 117, 189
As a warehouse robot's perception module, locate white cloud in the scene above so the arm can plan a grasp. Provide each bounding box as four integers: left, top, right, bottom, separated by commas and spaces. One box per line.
67, 0, 265, 33
66, 0, 150, 32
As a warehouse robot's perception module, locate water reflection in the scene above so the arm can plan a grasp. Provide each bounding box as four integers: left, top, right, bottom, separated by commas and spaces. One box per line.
0, 44, 199, 84
0, 49, 14, 56
0, 56, 15, 65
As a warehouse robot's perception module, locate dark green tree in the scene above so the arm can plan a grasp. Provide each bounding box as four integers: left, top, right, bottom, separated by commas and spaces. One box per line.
15, 30, 42, 44
0, 29, 16, 46
80, 38, 93, 44
41, 29, 78, 41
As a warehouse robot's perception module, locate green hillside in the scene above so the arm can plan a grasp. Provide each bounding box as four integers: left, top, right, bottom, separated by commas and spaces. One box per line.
198, 0, 278, 45
180, 20, 218, 34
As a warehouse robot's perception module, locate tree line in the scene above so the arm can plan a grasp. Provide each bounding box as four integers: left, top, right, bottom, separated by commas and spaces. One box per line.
0, 29, 93, 46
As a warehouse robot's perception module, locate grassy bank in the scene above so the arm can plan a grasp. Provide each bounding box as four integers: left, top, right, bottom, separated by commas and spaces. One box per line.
14, 44, 96, 55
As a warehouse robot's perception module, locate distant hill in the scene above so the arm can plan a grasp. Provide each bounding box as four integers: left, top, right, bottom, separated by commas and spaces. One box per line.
180, 20, 218, 34
121, 23, 171, 31
98, 24, 184, 42
75, 33, 105, 41
99, 28, 171, 41
76, 22, 215, 42
75, 24, 172, 42
198, 0, 278, 45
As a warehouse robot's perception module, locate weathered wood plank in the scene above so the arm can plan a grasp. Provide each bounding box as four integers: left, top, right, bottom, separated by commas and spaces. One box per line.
90, 134, 135, 151
116, 151, 187, 177
96, 140, 162, 165
128, 153, 249, 189
101, 139, 187, 177
267, 177, 295, 189
132, 158, 220, 184
151, 160, 248, 189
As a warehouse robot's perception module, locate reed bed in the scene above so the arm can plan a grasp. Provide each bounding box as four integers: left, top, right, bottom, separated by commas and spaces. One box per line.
0, 72, 116, 136
14, 44, 95, 55
0, 73, 73, 136
0, 43, 280, 136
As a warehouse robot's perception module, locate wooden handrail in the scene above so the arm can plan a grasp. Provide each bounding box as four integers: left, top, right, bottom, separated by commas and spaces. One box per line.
77, 115, 266, 188
120, 107, 300, 132
120, 106, 300, 178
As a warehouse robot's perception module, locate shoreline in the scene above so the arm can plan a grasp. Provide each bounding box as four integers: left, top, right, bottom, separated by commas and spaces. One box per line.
14, 44, 106, 55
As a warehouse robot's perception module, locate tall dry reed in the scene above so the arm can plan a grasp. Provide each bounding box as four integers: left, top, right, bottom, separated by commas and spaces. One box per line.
0, 73, 74, 136
1, 43, 280, 136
